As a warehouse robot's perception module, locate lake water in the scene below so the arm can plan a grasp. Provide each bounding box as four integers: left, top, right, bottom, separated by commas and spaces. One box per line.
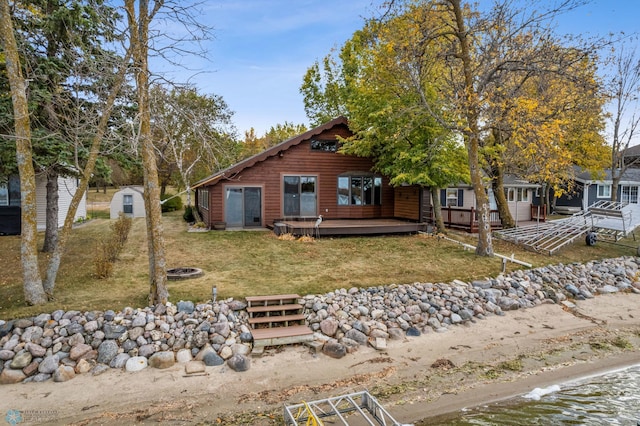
421, 364, 640, 425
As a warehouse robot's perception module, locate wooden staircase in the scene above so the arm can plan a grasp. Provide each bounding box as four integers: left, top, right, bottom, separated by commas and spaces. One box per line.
246, 294, 313, 355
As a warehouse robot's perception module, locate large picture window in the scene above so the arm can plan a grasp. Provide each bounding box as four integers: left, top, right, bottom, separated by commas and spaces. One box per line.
337, 175, 382, 206
284, 175, 317, 217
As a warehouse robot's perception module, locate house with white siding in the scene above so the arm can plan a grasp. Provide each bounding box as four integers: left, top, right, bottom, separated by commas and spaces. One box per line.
555, 167, 640, 212
438, 176, 541, 231
35, 174, 87, 231
0, 174, 87, 235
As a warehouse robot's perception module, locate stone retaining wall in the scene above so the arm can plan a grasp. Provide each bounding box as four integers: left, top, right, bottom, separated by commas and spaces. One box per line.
1, 256, 639, 384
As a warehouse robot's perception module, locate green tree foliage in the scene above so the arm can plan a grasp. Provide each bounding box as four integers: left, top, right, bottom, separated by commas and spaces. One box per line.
303, 0, 609, 253
1, 0, 127, 303
0, 0, 122, 252
338, 17, 468, 188
301, 54, 349, 127
301, 8, 468, 232
240, 121, 307, 158
0, 0, 46, 304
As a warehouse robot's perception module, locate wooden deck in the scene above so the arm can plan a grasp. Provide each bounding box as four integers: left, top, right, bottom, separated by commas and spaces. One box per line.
271, 218, 428, 237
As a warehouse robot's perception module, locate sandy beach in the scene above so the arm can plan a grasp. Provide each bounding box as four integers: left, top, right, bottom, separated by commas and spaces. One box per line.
1, 292, 639, 425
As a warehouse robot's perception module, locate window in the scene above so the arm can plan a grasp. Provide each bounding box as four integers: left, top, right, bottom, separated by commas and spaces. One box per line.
284, 175, 317, 216
597, 184, 611, 198
310, 139, 338, 152
621, 185, 638, 204
198, 189, 209, 210
517, 188, 529, 202
337, 175, 382, 205
507, 188, 529, 202
123, 194, 133, 214
0, 183, 7, 206
446, 188, 460, 207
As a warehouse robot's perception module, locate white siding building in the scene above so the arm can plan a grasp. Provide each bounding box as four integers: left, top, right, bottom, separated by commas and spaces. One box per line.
110, 186, 146, 219
35, 174, 87, 231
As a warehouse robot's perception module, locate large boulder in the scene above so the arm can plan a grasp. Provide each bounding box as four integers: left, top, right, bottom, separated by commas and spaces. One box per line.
97, 340, 119, 364
227, 354, 250, 372
148, 351, 175, 369
125, 356, 148, 372
322, 341, 347, 359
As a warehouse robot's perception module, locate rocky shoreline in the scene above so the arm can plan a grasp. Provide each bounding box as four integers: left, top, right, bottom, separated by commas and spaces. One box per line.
1, 256, 639, 385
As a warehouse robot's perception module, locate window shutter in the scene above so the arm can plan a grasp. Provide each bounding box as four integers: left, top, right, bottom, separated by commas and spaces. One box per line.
440, 189, 446, 206
457, 189, 464, 207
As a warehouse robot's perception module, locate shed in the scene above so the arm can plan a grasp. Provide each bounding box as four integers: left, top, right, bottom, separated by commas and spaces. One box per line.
110, 186, 145, 219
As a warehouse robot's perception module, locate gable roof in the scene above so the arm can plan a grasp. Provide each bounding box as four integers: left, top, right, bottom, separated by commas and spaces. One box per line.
573, 165, 640, 183
193, 116, 349, 189
623, 144, 640, 159
502, 175, 540, 188
116, 185, 145, 195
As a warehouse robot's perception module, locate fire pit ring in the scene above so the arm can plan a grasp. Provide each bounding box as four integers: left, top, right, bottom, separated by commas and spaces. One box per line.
167, 267, 203, 280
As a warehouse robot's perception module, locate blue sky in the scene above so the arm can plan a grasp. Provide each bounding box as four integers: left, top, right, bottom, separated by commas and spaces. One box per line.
160, 0, 640, 138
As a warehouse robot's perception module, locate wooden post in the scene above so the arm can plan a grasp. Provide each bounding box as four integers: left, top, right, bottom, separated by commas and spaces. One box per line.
470, 207, 475, 232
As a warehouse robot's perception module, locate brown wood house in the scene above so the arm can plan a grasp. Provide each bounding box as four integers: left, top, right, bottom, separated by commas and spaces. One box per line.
192, 117, 430, 236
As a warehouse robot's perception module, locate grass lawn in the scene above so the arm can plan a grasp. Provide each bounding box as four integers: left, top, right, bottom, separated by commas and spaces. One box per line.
0, 209, 636, 320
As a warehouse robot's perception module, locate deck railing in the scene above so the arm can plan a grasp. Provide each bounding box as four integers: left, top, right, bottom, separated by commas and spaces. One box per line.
531, 204, 547, 222
436, 204, 546, 233
438, 206, 502, 233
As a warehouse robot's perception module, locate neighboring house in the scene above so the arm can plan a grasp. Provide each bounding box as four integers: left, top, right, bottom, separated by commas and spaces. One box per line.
192, 117, 430, 230
110, 186, 145, 219
0, 174, 87, 235
439, 176, 542, 230
622, 144, 640, 167
555, 167, 640, 211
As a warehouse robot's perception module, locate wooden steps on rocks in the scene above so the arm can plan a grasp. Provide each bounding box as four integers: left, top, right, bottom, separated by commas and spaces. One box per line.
245, 294, 313, 356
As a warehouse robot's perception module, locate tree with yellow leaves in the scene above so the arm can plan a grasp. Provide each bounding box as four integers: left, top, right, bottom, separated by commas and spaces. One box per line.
400, 0, 606, 253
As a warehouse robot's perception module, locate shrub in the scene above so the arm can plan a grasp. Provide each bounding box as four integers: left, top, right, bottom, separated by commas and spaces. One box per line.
111, 212, 132, 251
183, 205, 195, 223
94, 239, 116, 278
94, 213, 133, 278
161, 193, 183, 212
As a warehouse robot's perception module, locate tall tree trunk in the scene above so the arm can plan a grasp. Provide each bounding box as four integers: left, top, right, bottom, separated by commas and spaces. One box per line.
451, 0, 493, 256
0, 1, 47, 304
185, 186, 192, 207
430, 187, 446, 234
43, 50, 132, 296
126, 0, 169, 306
488, 129, 514, 228
611, 173, 620, 203
543, 184, 550, 214
491, 164, 515, 229
42, 170, 59, 252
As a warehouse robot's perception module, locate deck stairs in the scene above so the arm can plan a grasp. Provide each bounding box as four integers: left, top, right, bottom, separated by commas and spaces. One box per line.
283, 390, 405, 426
246, 294, 313, 356
494, 201, 639, 255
